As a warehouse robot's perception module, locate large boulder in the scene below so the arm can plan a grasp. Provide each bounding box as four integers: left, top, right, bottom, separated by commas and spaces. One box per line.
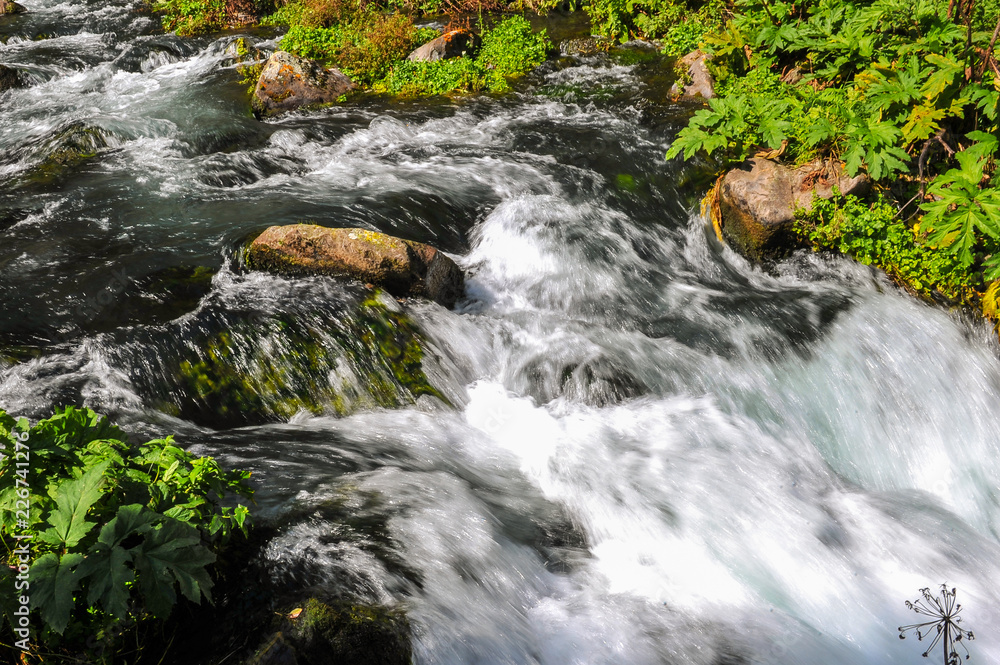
407, 29, 480, 62
0, 65, 24, 92
716, 158, 871, 259
252, 51, 356, 118
669, 50, 714, 99
247, 224, 464, 307
0, 1, 26, 13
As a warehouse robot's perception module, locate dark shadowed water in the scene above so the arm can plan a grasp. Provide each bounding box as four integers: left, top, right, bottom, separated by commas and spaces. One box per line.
4, 3, 1000, 663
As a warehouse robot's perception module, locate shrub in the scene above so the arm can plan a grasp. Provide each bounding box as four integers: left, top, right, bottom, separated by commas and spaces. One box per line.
275, 7, 420, 85
155, 0, 274, 35
587, 0, 724, 49
476, 15, 551, 78
0, 407, 252, 658
374, 15, 552, 96
795, 194, 982, 304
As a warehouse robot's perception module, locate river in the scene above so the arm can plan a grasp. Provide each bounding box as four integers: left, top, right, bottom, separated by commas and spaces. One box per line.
2, 2, 1000, 663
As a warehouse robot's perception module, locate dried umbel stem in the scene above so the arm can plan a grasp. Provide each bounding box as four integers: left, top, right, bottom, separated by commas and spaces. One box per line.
899, 585, 975, 665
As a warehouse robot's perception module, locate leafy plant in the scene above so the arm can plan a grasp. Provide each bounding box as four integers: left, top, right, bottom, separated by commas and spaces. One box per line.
374, 16, 551, 96
0, 407, 252, 655
795, 193, 982, 302
278, 10, 419, 85
587, 0, 724, 47
155, 0, 274, 35
921, 150, 1000, 276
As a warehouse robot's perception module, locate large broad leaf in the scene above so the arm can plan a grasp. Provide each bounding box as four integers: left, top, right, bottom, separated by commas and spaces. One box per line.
920, 53, 962, 101
38, 461, 108, 549
75, 504, 159, 618
77, 544, 134, 618
30, 552, 85, 634
133, 519, 215, 617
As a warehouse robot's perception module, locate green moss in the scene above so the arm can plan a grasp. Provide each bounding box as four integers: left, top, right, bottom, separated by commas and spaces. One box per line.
170, 290, 446, 427
28, 123, 109, 185
282, 598, 411, 665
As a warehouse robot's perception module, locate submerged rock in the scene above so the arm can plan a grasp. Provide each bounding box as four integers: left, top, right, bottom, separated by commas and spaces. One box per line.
29, 122, 111, 184
251, 51, 356, 118
0, 1, 26, 14
159, 291, 449, 428
247, 224, 464, 308
670, 50, 714, 99
715, 158, 871, 260
407, 29, 480, 62
559, 36, 611, 57
0, 64, 24, 92
247, 599, 411, 665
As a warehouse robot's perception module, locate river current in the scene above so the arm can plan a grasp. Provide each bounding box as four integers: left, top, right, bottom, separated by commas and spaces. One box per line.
3, 2, 1000, 664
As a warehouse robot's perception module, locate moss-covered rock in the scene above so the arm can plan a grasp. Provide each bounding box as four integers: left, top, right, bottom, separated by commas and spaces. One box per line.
406, 29, 480, 62
0, 1, 26, 14
247, 224, 465, 308
28, 123, 111, 184
669, 50, 714, 99
0, 64, 24, 92
251, 51, 356, 118
164, 290, 447, 427
248, 599, 411, 665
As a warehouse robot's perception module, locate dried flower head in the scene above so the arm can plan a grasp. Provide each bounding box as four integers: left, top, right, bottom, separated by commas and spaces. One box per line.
899, 585, 974, 665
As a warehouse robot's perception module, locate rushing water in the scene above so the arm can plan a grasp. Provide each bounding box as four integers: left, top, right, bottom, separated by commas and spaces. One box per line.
4, 2, 1000, 664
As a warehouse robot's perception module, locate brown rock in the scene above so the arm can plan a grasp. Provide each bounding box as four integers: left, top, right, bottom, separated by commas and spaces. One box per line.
670, 50, 714, 99
0, 1, 26, 13
407, 29, 480, 62
251, 51, 356, 118
717, 158, 871, 259
0, 65, 23, 92
247, 224, 465, 307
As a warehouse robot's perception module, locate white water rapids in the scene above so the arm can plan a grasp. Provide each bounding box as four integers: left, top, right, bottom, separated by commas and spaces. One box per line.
2, 2, 1000, 664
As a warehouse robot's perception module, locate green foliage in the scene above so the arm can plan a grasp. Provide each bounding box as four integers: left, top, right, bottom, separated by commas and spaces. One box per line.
0, 407, 252, 651
664, 0, 1000, 314
374, 58, 499, 95
155, 0, 274, 35
375, 16, 551, 97
587, 0, 724, 48
796, 194, 982, 303
477, 15, 551, 78
921, 150, 1000, 277
278, 11, 418, 85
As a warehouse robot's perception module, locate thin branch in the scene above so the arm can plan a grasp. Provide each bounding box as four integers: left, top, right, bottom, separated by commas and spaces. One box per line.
976, 15, 1000, 80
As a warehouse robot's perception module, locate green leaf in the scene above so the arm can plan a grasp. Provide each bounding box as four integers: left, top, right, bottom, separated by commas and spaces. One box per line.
133, 519, 215, 617
920, 53, 962, 101
76, 543, 134, 618
30, 552, 85, 634
38, 461, 108, 549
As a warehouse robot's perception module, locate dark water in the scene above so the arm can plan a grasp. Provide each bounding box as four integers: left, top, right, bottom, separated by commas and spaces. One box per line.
4, 3, 1000, 663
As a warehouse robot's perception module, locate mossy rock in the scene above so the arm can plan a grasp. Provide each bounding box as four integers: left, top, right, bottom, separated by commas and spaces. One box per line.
166, 290, 448, 427
247, 224, 464, 308
28, 122, 111, 184
0, 1, 26, 14
0, 64, 24, 92
251, 51, 356, 118
248, 599, 411, 665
